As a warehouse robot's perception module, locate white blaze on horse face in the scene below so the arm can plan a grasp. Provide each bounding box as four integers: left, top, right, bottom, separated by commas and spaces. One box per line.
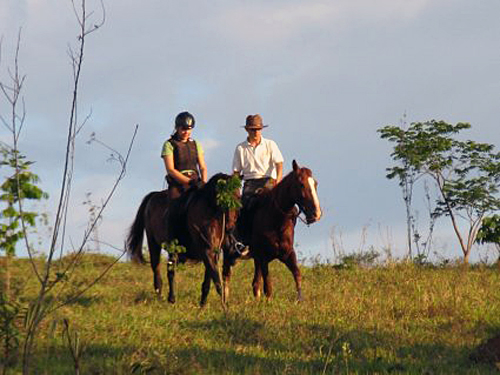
307, 177, 322, 221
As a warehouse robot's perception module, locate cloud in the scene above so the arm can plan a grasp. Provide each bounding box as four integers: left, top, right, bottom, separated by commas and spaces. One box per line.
213, 3, 333, 44
200, 137, 221, 153
0, 2, 26, 33
207, 0, 434, 47
4, 0, 500, 261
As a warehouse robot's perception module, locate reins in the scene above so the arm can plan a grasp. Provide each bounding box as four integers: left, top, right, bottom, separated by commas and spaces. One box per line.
269, 183, 310, 226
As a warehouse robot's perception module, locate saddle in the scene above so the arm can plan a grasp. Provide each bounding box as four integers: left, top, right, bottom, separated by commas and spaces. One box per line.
163, 183, 202, 242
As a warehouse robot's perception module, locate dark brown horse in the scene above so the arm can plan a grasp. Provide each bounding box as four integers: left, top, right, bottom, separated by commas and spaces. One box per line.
126, 173, 241, 307
223, 160, 321, 302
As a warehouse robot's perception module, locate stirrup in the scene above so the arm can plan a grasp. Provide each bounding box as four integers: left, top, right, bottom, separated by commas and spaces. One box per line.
234, 242, 250, 259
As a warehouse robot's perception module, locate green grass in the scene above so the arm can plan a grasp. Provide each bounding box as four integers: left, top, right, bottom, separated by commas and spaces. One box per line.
2, 255, 500, 374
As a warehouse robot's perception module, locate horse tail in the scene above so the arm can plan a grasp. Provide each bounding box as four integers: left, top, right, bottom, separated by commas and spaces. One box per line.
126, 192, 155, 264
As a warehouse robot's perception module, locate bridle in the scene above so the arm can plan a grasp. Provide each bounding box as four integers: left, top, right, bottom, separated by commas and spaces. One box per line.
270, 187, 312, 226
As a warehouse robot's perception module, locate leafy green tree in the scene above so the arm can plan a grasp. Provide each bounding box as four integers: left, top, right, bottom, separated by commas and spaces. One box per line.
476, 214, 500, 261
0, 145, 48, 256
379, 120, 500, 264
376, 115, 437, 260
1, 144, 48, 298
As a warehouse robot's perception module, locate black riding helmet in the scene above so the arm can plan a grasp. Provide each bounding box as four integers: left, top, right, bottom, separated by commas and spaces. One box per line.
175, 111, 195, 129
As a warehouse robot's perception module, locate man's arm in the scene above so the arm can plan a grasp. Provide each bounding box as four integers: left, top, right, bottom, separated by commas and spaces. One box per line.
270, 140, 284, 182
275, 161, 283, 182
232, 146, 243, 175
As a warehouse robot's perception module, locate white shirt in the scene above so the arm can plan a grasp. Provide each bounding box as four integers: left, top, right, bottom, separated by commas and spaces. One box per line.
232, 137, 284, 180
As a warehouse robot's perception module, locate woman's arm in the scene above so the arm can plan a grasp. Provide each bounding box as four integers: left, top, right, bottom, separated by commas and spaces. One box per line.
197, 152, 208, 183
163, 154, 191, 186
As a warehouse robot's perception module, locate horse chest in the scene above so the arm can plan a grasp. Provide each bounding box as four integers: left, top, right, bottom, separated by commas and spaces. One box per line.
258, 223, 294, 255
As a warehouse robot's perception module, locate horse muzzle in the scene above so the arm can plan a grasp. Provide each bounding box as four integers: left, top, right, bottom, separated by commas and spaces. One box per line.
305, 208, 322, 224
298, 201, 322, 225
306, 216, 318, 225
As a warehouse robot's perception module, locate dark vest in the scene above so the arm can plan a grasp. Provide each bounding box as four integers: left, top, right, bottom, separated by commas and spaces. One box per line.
168, 136, 199, 174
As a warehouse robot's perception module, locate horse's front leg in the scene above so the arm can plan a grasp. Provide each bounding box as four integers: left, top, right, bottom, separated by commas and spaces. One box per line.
252, 258, 263, 299
222, 254, 232, 304
166, 262, 176, 304
200, 266, 211, 307
148, 240, 163, 297
283, 251, 303, 302
200, 252, 222, 307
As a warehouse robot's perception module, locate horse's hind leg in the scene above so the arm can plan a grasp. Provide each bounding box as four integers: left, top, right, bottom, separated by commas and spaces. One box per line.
283, 251, 303, 302
148, 239, 163, 297
261, 260, 273, 299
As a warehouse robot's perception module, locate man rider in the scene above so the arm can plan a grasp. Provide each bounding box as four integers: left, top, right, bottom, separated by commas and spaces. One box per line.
233, 114, 284, 203
231, 114, 284, 254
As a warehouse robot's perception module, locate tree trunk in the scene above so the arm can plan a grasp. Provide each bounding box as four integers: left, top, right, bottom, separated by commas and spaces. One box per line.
2, 254, 11, 298
463, 249, 471, 265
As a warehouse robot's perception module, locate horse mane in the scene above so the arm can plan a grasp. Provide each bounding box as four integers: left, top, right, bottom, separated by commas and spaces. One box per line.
254, 166, 312, 208
255, 170, 295, 204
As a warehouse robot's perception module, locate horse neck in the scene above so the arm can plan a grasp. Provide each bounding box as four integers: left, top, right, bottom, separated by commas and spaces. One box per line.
271, 175, 296, 213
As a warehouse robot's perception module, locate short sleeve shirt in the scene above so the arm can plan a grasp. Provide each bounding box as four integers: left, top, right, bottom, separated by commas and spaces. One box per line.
232, 137, 284, 180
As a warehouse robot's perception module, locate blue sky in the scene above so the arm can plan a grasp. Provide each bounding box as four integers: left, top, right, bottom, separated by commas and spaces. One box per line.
1, 0, 500, 262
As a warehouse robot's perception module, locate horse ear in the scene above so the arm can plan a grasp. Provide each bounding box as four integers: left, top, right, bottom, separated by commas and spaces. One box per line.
292, 160, 299, 173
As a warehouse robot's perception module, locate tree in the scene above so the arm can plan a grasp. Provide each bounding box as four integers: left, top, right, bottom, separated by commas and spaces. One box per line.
376, 115, 436, 260
0, 145, 48, 256
379, 120, 500, 264
476, 214, 500, 263
0, 145, 48, 298
1, 1, 137, 373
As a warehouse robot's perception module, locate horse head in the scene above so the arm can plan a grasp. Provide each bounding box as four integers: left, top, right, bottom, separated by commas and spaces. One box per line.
290, 160, 322, 224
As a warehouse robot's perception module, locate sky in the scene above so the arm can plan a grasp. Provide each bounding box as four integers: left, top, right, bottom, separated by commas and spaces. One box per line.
1, 0, 500, 262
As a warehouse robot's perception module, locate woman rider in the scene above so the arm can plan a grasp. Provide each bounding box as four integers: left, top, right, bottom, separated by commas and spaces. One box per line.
161, 111, 207, 199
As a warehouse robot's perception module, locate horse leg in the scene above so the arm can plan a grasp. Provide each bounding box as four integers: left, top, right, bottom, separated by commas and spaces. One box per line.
148, 238, 163, 297
252, 258, 263, 299
167, 263, 176, 304
200, 267, 211, 307
283, 251, 303, 302
222, 255, 232, 304
200, 253, 222, 307
261, 260, 273, 300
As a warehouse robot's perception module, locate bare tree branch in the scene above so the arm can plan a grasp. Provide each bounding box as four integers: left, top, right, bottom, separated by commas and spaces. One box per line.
0, 29, 43, 283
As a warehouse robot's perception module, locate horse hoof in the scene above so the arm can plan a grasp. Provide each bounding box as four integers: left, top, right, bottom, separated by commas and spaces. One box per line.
168, 296, 175, 304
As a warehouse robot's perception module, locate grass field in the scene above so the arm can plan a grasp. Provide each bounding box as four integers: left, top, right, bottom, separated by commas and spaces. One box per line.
2, 255, 500, 374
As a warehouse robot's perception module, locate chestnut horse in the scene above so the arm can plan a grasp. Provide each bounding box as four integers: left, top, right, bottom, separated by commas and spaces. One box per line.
126, 173, 240, 307
223, 160, 321, 302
